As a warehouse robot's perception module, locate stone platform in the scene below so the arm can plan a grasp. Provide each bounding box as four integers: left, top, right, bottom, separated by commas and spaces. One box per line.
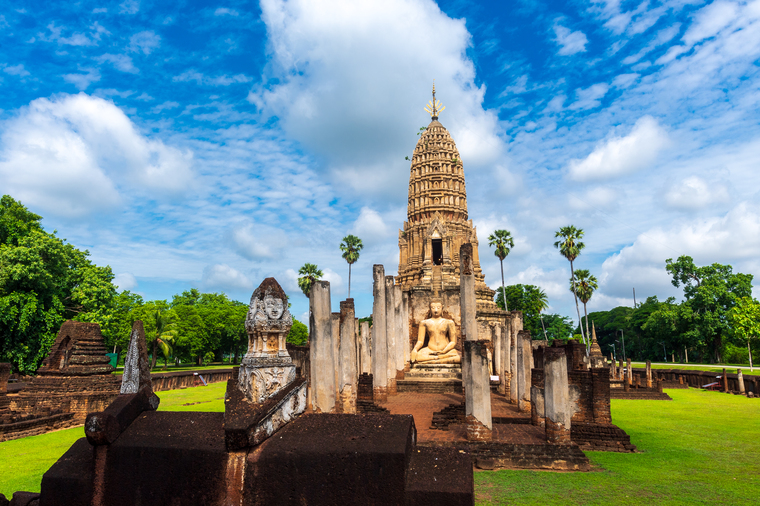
396, 364, 463, 394
379, 392, 592, 471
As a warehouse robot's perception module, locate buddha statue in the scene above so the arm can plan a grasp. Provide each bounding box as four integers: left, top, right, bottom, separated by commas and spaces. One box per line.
411, 301, 461, 365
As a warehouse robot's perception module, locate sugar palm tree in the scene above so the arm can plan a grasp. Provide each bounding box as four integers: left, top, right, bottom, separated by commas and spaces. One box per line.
298, 263, 323, 297
340, 235, 363, 299
571, 269, 598, 348
150, 308, 176, 370
488, 230, 514, 311
554, 226, 586, 348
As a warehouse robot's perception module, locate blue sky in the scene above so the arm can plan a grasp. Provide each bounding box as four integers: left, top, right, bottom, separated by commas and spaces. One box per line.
1, 0, 759, 327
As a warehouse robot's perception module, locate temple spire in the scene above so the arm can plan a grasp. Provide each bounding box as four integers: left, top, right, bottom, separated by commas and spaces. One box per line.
424, 82, 445, 120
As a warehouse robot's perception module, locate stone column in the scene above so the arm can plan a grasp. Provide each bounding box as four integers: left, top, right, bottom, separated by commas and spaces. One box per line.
339, 300, 357, 414
510, 320, 518, 403
618, 358, 624, 381
497, 325, 508, 396
331, 313, 341, 410
393, 284, 405, 379
459, 243, 477, 341
738, 369, 745, 395
464, 340, 492, 441
544, 347, 571, 444
493, 324, 501, 385
402, 291, 410, 370
609, 359, 616, 380
646, 360, 652, 388
723, 368, 729, 393
385, 275, 398, 394
372, 265, 388, 402
309, 280, 336, 413
626, 358, 633, 386
516, 330, 532, 412
360, 321, 371, 375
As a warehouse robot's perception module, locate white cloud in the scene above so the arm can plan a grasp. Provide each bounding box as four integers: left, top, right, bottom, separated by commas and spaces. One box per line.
129, 31, 160, 55
0, 93, 193, 218
248, 0, 504, 199
683, 1, 740, 46
553, 23, 588, 55
600, 201, 760, 299
201, 264, 253, 291
568, 186, 618, 211
215, 7, 240, 16
569, 83, 609, 110
228, 222, 287, 260
351, 207, 390, 243
120, 0, 140, 15
63, 68, 101, 90
664, 176, 730, 210
151, 101, 180, 113
96, 54, 139, 73
114, 272, 138, 291
3, 64, 30, 77
611, 73, 639, 88
174, 70, 252, 86
42, 22, 107, 46
568, 116, 670, 181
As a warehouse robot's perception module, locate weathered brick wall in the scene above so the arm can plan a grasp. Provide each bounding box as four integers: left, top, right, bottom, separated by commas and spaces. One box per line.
568, 371, 594, 423
591, 368, 611, 424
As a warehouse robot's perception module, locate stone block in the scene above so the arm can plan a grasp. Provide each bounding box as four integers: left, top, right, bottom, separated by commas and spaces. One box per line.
245, 413, 415, 506
84, 386, 159, 446
39, 438, 94, 506
405, 446, 473, 505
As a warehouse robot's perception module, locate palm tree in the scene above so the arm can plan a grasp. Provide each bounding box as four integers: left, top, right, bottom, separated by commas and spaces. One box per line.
150, 308, 176, 370
340, 235, 363, 298
571, 269, 598, 348
554, 226, 586, 348
488, 230, 514, 311
298, 263, 323, 297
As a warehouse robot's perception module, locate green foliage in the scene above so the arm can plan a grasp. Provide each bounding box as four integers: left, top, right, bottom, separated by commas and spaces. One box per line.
340, 235, 363, 298
488, 229, 514, 310
494, 284, 548, 337
540, 314, 575, 341
729, 297, 760, 346
0, 195, 117, 374
287, 317, 308, 346
664, 255, 753, 362
297, 263, 323, 297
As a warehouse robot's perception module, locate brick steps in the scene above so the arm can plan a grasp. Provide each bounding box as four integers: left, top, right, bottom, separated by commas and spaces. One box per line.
397, 379, 463, 394
419, 441, 591, 471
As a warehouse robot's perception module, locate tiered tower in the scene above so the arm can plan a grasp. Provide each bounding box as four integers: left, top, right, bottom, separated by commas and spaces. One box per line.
397, 86, 502, 347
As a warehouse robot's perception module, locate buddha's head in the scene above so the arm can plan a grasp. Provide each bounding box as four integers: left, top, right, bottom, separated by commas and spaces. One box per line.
430, 301, 443, 318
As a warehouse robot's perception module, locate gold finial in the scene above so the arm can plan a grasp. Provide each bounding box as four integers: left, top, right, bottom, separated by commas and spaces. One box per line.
424, 81, 445, 119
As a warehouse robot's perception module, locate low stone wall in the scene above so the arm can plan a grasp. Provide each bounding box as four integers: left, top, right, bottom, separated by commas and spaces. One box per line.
0, 412, 76, 442
633, 368, 760, 396
571, 422, 637, 452
142, 369, 234, 391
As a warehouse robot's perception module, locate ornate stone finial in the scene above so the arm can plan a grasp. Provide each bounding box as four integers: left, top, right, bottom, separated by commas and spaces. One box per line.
589, 322, 603, 358
121, 320, 153, 394
424, 82, 445, 120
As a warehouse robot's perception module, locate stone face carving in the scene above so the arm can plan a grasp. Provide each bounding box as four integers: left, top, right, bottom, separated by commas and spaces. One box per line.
239, 278, 296, 403
411, 301, 461, 364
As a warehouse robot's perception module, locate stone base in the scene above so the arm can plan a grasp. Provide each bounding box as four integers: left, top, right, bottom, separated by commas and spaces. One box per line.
338, 384, 356, 414
388, 378, 397, 395
396, 364, 463, 394
237, 363, 295, 404
373, 386, 388, 403
465, 415, 492, 442
545, 418, 571, 444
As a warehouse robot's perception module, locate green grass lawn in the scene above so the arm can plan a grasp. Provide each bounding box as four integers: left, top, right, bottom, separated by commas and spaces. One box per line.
112, 363, 235, 374
476, 389, 760, 505
0, 382, 227, 498
3, 385, 758, 503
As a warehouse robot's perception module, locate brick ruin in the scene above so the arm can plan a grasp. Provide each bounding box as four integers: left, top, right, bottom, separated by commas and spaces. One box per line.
2, 277, 474, 506
0, 321, 120, 442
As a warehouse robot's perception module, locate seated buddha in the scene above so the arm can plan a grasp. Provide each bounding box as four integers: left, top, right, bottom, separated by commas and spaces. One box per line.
410, 301, 461, 365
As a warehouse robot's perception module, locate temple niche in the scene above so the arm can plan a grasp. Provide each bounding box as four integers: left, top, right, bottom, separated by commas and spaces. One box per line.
397, 86, 505, 355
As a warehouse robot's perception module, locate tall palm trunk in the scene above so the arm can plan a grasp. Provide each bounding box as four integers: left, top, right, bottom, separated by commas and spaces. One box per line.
150, 340, 158, 370
500, 259, 508, 311
569, 260, 586, 351
348, 263, 352, 299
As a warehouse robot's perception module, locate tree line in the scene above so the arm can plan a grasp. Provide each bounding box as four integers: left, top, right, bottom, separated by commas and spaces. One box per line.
0, 196, 308, 374
487, 226, 759, 365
